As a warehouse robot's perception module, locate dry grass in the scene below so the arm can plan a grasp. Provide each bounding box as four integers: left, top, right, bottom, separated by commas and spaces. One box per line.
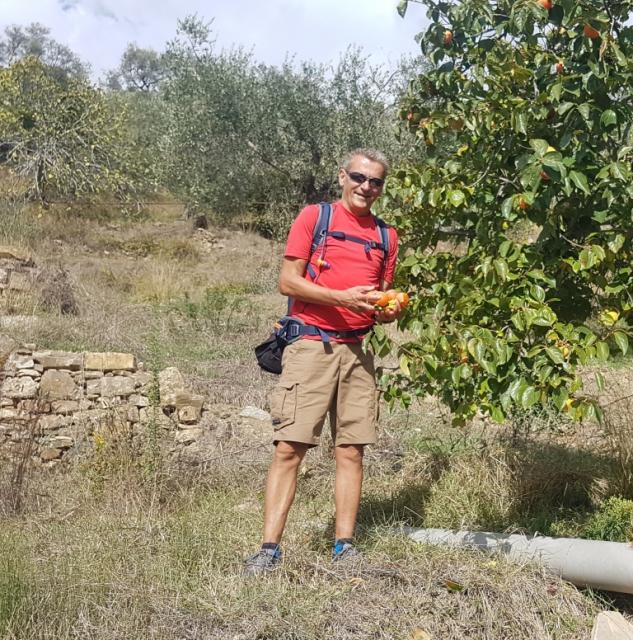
0, 420, 602, 640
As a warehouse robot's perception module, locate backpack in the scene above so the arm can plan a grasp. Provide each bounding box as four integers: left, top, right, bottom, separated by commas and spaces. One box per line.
255, 202, 390, 374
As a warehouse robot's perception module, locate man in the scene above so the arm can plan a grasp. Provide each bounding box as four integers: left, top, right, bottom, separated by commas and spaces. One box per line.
245, 148, 401, 575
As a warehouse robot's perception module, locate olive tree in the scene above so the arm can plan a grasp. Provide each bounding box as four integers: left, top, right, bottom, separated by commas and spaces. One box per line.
0, 57, 142, 201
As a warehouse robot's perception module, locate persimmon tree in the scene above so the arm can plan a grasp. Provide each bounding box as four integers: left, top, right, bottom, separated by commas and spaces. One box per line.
378, 0, 633, 423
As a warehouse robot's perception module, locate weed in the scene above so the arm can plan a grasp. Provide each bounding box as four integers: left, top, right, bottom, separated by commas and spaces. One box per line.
0, 413, 39, 517
583, 496, 633, 542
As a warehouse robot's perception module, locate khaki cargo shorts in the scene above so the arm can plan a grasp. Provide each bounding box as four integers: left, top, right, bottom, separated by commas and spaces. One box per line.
269, 339, 379, 447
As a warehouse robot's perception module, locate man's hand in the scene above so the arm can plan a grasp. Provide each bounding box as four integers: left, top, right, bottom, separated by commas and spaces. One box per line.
375, 297, 402, 323
337, 285, 378, 313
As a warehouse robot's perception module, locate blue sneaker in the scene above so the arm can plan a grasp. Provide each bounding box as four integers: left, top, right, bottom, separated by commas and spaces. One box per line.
332, 541, 361, 562
243, 547, 282, 576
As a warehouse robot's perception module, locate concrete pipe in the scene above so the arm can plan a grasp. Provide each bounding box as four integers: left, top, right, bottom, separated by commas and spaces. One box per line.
403, 527, 633, 594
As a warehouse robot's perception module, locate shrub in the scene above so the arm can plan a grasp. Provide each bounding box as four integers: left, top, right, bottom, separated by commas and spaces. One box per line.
583, 496, 633, 542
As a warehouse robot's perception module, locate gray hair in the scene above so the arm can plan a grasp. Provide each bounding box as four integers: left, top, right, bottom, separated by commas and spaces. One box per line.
341, 148, 389, 174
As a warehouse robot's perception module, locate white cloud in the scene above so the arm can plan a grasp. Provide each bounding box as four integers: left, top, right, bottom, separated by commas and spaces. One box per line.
0, 0, 428, 78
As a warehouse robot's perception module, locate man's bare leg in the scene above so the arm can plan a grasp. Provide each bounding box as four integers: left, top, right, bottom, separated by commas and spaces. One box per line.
334, 444, 364, 540
262, 440, 310, 544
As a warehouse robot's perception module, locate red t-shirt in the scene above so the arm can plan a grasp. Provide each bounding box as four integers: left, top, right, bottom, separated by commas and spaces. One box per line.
284, 201, 398, 335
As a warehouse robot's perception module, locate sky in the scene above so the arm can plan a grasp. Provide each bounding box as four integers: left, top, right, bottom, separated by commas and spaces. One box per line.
0, 0, 429, 78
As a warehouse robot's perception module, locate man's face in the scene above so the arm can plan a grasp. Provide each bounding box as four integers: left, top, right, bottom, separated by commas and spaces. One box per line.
338, 155, 386, 216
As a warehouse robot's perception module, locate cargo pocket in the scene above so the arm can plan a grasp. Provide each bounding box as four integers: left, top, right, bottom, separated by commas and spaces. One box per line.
270, 383, 298, 430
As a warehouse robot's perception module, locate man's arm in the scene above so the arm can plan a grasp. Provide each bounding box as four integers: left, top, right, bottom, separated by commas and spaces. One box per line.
279, 257, 376, 314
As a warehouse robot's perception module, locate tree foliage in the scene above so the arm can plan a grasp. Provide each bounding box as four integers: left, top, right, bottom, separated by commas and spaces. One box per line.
157, 16, 420, 234
106, 44, 165, 92
0, 22, 87, 78
382, 0, 633, 423
0, 57, 143, 200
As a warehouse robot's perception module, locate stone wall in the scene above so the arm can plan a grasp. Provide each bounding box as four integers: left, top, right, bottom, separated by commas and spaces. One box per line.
0, 246, 36, 296
0, 345, 208, 464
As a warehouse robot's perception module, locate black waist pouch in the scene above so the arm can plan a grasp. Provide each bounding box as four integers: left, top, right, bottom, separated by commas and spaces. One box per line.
255, 316, 305, 374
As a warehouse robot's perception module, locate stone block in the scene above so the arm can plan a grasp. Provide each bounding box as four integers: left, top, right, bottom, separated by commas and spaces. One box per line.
129, 394, 150, 408
0, 268, 8, 284
71, 409, 110, 427
40, 370, 78, 400
7, 354, 35, 370
8, 270, 33, 291
139, 407, 174, 429
84, 371, 104, 380
85, 352, 136, 372
592, 612, 633, 640
18, 369, 41, 378
1, 376, 37, 399
158, 367, 184, 404
18, 399, 50, 413
33, 351, 83, 370
178, 405, 201, 424
40, 447, 63, 462
47, 436, 74, 449
113, 404, 139, 424
0, 246, 30, 261
100, 376, 135, 397
175, 428, 202, 444
0, 408, 17, 420
240, 406, 271, 421
161, 391, 204, 410
51, 400, 80, 414
38, 415, 69, 431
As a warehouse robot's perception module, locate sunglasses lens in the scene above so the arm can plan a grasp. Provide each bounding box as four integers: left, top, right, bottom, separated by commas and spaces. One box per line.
348, 171, 366, 184
347, 171, 384, 188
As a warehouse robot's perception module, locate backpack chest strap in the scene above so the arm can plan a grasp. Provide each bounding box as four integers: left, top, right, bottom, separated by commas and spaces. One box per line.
327, 230, 388, 254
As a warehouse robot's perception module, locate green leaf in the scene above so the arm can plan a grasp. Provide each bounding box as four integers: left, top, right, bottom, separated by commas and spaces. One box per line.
545, 347, 565, 364
552, 386, 569, 411
493, 258, 509, 281
530, 285, 545, 303
514, 112, 527, 135
521, 386, 540, 409
397, 0, 408, 18
448, 189, 465, 207
399, 354, 410, 377
614, 332, 629, 356
596, 341, 609, 362
529, 139, 549, 156
490, 405, 506, 424
569, 170, 590, 195
467, 338, 486, 363
595, 371, 606, 393
600, 110, 617, 129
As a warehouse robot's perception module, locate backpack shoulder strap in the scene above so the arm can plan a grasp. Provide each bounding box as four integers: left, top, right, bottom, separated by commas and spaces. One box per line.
374, 216, 390, 256
310, 202, 332, 255
373, 215, 390, 286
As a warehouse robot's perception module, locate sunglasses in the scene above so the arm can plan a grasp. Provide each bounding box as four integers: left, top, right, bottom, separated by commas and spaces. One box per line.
345, 170, 385, 189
